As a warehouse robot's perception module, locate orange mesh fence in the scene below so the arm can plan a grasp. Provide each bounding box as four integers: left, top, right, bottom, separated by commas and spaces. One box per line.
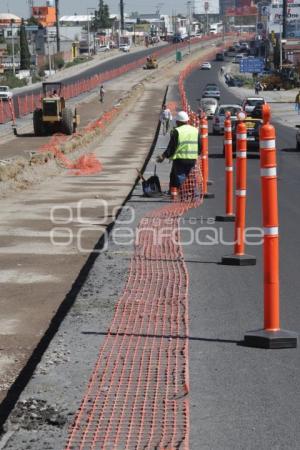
36, 104, 121, 176
65, 174, 195, 450
0, 99, 15, 124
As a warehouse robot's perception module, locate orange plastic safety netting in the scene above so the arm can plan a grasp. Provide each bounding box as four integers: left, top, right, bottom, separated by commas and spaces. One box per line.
36, 107, 121, 176
64, 170, 199, 450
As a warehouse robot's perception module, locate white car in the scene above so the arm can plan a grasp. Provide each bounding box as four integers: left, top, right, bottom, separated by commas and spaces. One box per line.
97, 44, 110, 53
0, 86, 13, 101
199, 98, 218, 118
119, 44, 130, 52
242, 97, 265, 113
202, 86, 220, 100
201, 62, 212, 70
232, 54, 245, 64
212, 104, 242, 134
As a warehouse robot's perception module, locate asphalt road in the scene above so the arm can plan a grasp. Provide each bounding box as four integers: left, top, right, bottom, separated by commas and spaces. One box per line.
12, 44, 174, 107
185, 60, 300, 448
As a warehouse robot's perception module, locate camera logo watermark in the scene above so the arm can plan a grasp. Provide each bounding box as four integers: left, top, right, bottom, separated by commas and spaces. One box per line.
49, 200, 264, 253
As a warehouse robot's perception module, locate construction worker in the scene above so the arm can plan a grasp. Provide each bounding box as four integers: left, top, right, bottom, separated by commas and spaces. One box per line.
156, 110, 201, 190
100, 85, 105, 103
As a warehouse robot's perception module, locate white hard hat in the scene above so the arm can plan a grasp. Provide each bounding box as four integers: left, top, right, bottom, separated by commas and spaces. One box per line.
175, 111, 189, 123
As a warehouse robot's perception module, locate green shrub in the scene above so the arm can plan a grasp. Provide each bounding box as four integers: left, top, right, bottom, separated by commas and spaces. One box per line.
3, 73, 27, 88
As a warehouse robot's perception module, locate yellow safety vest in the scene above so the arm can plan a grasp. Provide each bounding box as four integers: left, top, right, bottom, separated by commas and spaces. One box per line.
171, 124, 199, 160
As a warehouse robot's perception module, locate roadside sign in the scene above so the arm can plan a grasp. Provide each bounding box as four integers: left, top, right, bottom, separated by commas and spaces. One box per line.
240, 57, 264, 73
25, 25, 39, 31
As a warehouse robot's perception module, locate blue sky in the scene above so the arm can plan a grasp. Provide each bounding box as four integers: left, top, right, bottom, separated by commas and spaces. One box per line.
5, 1, 187, 17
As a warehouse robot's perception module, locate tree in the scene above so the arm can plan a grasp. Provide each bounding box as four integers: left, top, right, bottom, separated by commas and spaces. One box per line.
92, 0, 111, 31
27, 16, 39, 26
19, 18, 31, 70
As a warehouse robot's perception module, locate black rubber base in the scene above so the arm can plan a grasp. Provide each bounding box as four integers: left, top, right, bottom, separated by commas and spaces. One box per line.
222, 254, 256, 266
244, 329, 298, 349
215, 214, 235, 222
204, 192, 215, 199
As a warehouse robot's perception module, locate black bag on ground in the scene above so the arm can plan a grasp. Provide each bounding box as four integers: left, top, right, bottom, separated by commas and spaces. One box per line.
139, 166, 162, 197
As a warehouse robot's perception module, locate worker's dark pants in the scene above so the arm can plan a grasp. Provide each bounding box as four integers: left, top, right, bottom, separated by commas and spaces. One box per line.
169, 160, 196, 189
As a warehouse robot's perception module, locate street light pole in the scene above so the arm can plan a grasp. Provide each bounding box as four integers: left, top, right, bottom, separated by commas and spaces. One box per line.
55, 0, 60, 53
11, 20, 15, 76
187, 1, 191, 54
47, 34, 52, 74
87, 14, 90, 57
87, 8, 95, 57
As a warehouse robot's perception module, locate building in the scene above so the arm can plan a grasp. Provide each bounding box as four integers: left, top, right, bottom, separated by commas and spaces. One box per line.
0, 13, 21, 42
59, 15, 94, 27
32, 4, 56, 27
0, 13, 22, 27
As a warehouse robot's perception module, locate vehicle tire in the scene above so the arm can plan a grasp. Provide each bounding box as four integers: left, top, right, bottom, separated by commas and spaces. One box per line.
33, 108, 45, 136
61, 108, 73, 135
297, 141, 300, 151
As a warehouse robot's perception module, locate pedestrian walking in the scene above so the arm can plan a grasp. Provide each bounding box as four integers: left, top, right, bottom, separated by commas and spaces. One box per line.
100, 85, 105, 103
156, 111, 201, 191
295, 90, 300, 114
255, 81, 262, 95
160, 104, 173, 135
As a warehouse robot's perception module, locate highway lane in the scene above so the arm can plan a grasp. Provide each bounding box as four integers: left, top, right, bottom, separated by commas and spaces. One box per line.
11, 45, 170, 112
185, 61, 300, 448
11, 36, 226, 109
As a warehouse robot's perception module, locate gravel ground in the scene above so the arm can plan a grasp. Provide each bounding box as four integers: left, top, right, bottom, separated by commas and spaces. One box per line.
0, 79, 177, 449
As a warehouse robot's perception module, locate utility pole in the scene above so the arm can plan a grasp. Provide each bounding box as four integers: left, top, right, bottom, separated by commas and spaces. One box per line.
282, 0, 287, 39
55, 0, 60, 53
120, 0, 125, 33
187, 1, 191, 54
47, 34, 52, 75
11, 20, 15, 76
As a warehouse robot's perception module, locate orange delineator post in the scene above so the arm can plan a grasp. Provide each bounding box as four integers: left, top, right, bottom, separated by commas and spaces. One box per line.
244, 104, 298, 348
222, 119, 256, 266
216, 112, 235, 222
234, 121, 247, 256
171, 186, 178, 201
200, 113, 214, 199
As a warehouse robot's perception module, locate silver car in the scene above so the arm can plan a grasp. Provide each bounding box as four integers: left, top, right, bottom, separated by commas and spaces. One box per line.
199, 98, 218, 118
212, 104, 242, 134
202, 87, 220, 99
